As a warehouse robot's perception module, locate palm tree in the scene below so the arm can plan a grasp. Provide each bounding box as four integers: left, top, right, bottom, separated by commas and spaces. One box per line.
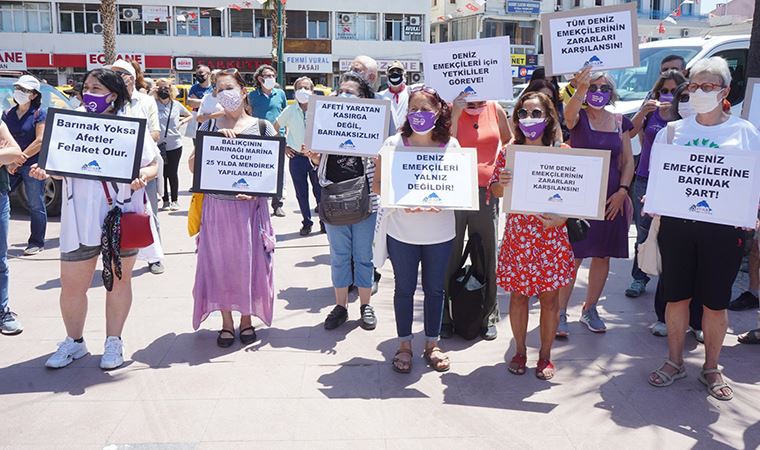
747, 3, 760, 78
99, 0, 117, 65
262, 0, 285, 71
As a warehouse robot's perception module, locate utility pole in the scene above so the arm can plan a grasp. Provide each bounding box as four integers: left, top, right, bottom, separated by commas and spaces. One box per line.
276, 0, 285, 88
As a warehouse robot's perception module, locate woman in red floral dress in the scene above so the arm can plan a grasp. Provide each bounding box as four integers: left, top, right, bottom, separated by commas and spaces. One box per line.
489, 92, 575, 380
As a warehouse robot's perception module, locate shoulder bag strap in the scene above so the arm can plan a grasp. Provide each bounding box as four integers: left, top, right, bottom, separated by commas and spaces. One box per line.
258, 118, 267, 136
163, 101, 173, 138
667, 122, 675, 145
101, 181, 114, 207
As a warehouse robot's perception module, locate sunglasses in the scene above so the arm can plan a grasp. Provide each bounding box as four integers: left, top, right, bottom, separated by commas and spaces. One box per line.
14, 86, 33, 94
517, 108, 545, 119
410, 85, 438, 95
686, 82, 724, 93
659, 88, 676, 95
678, 94, 690, 103
588, 84, 612, 93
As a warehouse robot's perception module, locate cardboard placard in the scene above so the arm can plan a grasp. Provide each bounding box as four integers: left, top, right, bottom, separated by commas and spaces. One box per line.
643, 143, 760, 228
540, 3, 639, 76
304, 96, 391, 157
741, 77, 760, 130
38, 108, 145, 183
503, 145, 611, 220
379, 145, 478, 210
192, 131, 286, 197
422, 36, 513, 102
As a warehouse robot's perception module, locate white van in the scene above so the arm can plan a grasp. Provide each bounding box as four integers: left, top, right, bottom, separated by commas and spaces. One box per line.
606, 34, 750, 154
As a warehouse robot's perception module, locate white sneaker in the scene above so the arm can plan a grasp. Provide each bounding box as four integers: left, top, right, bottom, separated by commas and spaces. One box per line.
650, 321, 668, 337
100, 336, 124, 370
45, 337, 88, 368
169, 201, 180, 211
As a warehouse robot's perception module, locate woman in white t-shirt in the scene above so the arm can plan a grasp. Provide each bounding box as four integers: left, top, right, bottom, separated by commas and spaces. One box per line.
374, 86, 458, 373
647, 57, 760, 401
30, 68, 158, 371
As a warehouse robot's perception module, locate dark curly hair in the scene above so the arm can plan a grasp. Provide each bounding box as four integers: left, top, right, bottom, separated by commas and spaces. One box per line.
400, 87, 451, 144
511, 92, 560, 147
253, 64, 276, 90
339, 71, 374, 99
83, 68, 130, 113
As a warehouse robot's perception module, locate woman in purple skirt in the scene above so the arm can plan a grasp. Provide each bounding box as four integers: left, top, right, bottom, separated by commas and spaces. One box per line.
188, 69, 276, 348
556, 66, 635, 336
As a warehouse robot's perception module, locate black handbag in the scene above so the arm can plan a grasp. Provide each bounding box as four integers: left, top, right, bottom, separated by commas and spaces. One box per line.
318, 174, 371, 226
566, 218, 591, 243
447, 233, 486, 341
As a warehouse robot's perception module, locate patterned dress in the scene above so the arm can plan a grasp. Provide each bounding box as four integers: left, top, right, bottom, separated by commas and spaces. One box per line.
489, 147, 575, 297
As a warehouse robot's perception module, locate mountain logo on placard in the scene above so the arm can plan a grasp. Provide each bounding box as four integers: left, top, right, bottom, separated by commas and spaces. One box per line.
339, 139, 356, 150
463, 86, 477, 95
548, 193, 563, 202
423, 192, 442, 204
585, 55, 603, 66
81, 160, 102, 172
689, 200, 712, 214
232, 178, 250, 189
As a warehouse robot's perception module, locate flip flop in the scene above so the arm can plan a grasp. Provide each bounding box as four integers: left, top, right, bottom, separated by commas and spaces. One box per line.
699, 368, 733, 401
648, 359, 686, 387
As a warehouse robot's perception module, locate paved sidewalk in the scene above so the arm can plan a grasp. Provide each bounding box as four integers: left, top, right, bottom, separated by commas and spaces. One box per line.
1, 144, 759, 449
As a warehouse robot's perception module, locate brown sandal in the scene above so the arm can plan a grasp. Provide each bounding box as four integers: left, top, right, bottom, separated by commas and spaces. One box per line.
392, 348, 413, 374
423, 346, 450, 372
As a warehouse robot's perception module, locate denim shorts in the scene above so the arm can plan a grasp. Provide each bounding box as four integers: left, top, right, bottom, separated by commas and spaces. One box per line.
61, 244, 138, 262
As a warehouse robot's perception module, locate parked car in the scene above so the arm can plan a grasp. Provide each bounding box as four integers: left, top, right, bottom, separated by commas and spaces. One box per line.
0, 73, 75, 216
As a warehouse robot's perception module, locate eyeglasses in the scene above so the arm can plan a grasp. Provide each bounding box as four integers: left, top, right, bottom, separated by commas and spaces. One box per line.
14, 86, 32, 94
222, 68, 239, 75
517, 108, 545, 119
410, 85, 438, 95
686, 82, 724, 93
588, 84, 612, 93
659, 88, 676, 95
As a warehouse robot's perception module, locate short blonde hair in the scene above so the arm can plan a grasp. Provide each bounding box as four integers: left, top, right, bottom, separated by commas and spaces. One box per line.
154, 78, 179, 99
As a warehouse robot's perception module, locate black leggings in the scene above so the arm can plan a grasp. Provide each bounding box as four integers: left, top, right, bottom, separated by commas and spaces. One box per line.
162, 147, 183, 202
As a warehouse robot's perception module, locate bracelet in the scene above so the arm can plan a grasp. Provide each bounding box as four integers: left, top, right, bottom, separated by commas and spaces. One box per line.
618, 185, 630, 193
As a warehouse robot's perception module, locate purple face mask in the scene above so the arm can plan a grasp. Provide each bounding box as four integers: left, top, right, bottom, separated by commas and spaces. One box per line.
658, 93, 674, 104
82, 92, 112, 113
518, 118, 548, 140
407, 111, 437, 135
585, 90, 611, 109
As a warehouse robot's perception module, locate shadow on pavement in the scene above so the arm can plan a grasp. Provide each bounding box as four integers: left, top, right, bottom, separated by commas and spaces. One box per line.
278, 286, 334, 313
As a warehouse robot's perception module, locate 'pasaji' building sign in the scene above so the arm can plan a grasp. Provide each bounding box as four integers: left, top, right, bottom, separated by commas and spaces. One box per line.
284, 54, 333, 74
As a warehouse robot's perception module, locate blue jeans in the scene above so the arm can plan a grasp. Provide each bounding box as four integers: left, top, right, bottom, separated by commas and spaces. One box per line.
9, 165, 46, 248
388, 236, 454, 341
0, 193, 9, 311
324, 212, 377, 289
289, 154, 321, 226
631, 176, 652, 283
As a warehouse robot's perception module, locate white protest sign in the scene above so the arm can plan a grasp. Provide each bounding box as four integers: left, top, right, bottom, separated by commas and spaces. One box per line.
504, 145, 610, 220
540, 3, 639, 76
192, 131, 286, 197
304, 96, 391, 157
741, 77, 760, 130
422, 36, 513, 102
643, 143, 760, 228
38, 109, 145, 183
379, 146, 478, 210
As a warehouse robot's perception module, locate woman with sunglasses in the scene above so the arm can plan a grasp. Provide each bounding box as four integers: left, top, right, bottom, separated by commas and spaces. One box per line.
489, 92, 574, 379
647, 57, 760, 401
522, 78, 569, 142
29, 68, 159, 370
441, 89, 511, 341
373, 85, 457, 373
188, 68, 276, 348
558, 67, 635, 336
625, 70, 686, 302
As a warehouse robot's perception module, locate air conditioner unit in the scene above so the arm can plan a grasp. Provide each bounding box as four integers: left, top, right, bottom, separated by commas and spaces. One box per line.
122, 8, 140, 21
680, 28, 689, 37
410, 72, 423, 83
92, 23, 104, 33
408, 16, 421, 26
339, 13, 353, 25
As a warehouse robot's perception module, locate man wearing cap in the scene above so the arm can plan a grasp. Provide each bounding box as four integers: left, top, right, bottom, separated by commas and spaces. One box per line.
378, 61, 410, 131
109, 59, 166, 275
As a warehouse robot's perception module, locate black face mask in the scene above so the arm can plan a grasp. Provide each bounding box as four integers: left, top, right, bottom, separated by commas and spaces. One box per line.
195, 74, 207, 83
157, 89, 170, 99
388, 72, 404, 86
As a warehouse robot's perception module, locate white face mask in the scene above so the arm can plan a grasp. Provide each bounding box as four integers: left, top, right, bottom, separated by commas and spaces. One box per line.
13, 90, 30, 105
679, 101, 696, 119
688, 88, 723, 114
295, 88, 312, 104
338, 92, 356, 99
262, 78, 276, 90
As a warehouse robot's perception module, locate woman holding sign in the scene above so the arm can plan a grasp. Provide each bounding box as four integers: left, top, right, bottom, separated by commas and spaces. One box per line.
373, 86, 458, 373
489, 92, 574, 379
647, 57, 760, 401
188, 68, 277, 348
30, 68, 159, 370
558, 68, 635, 336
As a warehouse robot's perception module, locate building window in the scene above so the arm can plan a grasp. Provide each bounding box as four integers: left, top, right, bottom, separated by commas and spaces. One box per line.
229, 7, 253, 37
175, 6, 222, 37
449, 0, 455, 3
308, 11, 329, 39
335, 12, 377, 40
255, 13, 271, 37
450, 16, 478, 40
117, 5, 168, 35
0, 1, 51, 32
287, 10, 305, 38
58, 3, 101, 34
595, 0, 603, 5
384, 13, 423, 42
